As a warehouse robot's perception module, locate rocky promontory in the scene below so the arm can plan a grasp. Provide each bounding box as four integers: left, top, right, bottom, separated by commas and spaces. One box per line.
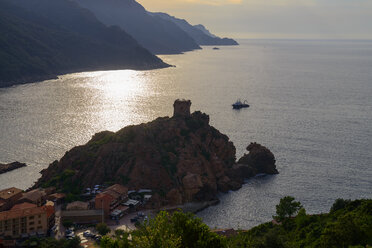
34, 100, 278, 206
0, 162, 27, 174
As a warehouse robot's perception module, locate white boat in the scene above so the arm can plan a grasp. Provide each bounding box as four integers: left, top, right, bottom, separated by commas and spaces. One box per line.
232, 99, 249, 109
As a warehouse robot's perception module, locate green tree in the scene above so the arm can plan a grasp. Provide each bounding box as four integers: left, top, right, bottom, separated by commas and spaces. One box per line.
97, 223, 111, 236
274, 196, 302, 222
330, 198, 351, 213
131, 211, 226, 248
132, 211, 182, 248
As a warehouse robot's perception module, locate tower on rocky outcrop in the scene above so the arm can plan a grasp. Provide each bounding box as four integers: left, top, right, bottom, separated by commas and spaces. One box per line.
173, 99, 191, 117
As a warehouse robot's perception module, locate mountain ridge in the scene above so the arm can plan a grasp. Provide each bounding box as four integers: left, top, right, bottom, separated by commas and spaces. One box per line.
0, 0, 168, 88
74, 0, 202, 54
150, 12, 238, 46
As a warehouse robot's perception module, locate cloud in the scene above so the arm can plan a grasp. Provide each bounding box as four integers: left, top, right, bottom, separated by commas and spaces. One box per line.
185, 0, 242, 5
138, 0, 372, 39
138, 0, 242, 7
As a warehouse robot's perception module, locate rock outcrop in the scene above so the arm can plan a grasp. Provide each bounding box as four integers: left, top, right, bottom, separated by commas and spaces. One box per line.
0, 162, 27, 174
238, 142, 279, 175
34, 100, 278, 206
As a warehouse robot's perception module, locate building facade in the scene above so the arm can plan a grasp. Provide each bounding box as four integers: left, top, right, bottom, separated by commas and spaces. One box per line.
0, 205, 49, 239
95, 184, 128, 218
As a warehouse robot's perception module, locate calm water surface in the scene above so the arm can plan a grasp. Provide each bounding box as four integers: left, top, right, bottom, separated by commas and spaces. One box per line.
1, 40, 371, 229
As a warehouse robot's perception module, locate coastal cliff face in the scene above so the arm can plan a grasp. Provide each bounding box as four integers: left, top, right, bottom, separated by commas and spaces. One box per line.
34, 100, 278, 205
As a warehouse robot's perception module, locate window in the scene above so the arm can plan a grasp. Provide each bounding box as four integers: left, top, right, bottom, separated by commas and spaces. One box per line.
29, 216, 34, 220
37, 226, 42, 230
29, 227, 34, 231
4, 221, 10, 231
38, 220, 41, 224
29, 221, 34, 225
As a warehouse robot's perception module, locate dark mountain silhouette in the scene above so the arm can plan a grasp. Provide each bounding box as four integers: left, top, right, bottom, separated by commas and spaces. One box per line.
0, 0, 168, 88
74, 0, 201, 54
150, 12, 238, 46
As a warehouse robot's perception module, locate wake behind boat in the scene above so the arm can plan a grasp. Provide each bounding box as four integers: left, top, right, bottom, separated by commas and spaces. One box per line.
232, 99, 249, 109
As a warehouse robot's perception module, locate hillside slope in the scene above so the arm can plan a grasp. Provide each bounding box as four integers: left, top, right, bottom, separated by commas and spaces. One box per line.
74, 0, 201, 54
229, 199, 372, 248
151, 12, 238, 46
0, 0, 167, 87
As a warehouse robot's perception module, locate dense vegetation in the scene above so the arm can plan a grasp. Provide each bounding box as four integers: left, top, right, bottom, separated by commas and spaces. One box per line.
100, 211, 225, 248
99, 198, 371, 248
230, 198, 372, 248
0, 0, 167, 87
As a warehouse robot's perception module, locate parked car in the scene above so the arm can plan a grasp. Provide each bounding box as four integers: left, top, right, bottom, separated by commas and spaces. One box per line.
65, 232, 75, 238
130, 217, 138, 223
137, 212, 144, 217
83, 231, 92, 238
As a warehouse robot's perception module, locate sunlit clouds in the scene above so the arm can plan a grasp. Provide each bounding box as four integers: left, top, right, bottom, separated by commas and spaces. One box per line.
139, 0, 242, 7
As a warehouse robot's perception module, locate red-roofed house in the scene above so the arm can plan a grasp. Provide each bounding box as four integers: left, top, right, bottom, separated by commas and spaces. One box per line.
95, 184, 128, 218
10, 203, 37, 211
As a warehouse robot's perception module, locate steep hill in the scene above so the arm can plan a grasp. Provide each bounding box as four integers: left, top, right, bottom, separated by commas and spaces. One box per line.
229, 199, 372, 248
0, 0, 167, 87
150, 12, 238, 46
74, 0, 201, 54
34, 100, 278, 206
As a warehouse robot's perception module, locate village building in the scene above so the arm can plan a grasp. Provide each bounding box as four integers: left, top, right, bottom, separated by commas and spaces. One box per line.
0, 202, 55, 240
17, 189, 47, 207
0, 188, 23, 212
60, 210, 103, 225
46, 193, 66, 205
66, 201, 89, 211
95, 184, 128, 218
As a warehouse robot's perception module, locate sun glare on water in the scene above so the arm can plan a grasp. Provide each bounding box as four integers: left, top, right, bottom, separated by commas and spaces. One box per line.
65, 70, 152, 132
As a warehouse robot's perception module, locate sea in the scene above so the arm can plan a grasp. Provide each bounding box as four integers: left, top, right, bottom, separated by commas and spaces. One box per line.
0, 39, 371, 229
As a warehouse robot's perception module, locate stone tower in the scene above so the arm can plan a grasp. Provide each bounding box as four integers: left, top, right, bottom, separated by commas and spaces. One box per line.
173, 99, 191, 117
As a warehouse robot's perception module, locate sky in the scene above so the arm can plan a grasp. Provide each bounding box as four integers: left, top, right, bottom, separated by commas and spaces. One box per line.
137, 0, 372, 39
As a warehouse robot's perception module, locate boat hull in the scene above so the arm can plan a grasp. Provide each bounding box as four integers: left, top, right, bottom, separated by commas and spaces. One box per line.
232, 104, 249, 109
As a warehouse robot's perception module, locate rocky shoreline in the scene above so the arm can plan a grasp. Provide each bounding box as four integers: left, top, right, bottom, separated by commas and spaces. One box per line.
0, 62, 170, 88
0, 162, 27, 174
